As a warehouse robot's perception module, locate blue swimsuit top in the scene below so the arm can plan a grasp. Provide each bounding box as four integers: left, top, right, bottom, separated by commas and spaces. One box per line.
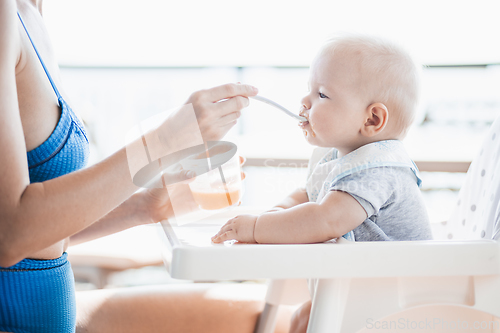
18, 13, 89, 183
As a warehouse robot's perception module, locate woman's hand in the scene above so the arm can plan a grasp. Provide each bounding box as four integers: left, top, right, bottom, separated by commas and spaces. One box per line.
137, 181, 198, 225
150, 83, 257, 171
138, 188, 175, 224
186, 83, 258, 141
139, 156, 247, 225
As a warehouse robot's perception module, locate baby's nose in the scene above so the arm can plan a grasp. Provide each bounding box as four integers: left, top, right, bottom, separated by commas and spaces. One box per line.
300, 95, 311, 108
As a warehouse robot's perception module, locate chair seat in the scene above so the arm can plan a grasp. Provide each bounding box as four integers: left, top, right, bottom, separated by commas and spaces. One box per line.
159, 218, 500, 281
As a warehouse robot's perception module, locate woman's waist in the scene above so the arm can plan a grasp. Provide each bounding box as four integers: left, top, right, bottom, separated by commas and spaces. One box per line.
25, 238, 69, 261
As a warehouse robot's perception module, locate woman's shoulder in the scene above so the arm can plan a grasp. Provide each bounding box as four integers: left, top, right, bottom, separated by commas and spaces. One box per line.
0, 0, 19, 32
0, 0, 17, 16
0, 0, 21, 67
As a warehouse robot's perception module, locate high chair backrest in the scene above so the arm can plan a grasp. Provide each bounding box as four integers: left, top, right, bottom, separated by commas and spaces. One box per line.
444, 114, 500, 240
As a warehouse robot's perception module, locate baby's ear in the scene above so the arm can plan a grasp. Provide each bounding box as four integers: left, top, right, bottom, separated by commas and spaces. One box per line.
361, 103, 388, 137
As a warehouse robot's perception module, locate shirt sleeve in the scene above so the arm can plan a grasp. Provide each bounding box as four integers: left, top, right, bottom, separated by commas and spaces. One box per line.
329, 167, 397, 217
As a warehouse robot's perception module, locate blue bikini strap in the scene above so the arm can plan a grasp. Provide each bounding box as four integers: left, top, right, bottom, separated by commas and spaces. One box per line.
17, 12, 63, 103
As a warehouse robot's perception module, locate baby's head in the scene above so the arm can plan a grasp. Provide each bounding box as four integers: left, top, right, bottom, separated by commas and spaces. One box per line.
299, 34, 420, 155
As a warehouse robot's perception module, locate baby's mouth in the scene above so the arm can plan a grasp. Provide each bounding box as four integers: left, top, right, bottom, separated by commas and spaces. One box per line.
298, 109, 309, 127
298, 110, 315, 137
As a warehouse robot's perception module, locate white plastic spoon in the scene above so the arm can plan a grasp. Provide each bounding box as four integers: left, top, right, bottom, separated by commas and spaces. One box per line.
250, 95, 307, 122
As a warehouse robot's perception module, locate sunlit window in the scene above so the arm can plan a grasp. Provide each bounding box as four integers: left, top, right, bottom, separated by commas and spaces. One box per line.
44, 0, 500, 220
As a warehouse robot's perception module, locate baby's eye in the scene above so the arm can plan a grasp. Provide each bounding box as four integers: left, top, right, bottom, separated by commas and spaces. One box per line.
319, 92, 328, 99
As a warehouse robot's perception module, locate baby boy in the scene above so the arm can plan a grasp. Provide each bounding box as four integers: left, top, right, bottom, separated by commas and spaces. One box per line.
212, 34, 432, 245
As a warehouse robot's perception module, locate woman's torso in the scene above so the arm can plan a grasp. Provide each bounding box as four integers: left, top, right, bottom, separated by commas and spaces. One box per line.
15, 1, 78, 260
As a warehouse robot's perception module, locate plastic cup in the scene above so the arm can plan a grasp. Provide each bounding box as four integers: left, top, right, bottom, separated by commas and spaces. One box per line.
180, 143, 242, 211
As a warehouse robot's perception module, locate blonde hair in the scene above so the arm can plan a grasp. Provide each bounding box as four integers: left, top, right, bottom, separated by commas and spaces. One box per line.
321, 34, 421, 139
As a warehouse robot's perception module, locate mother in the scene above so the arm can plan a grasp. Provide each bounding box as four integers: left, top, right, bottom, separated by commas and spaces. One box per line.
0, 1, 293, 332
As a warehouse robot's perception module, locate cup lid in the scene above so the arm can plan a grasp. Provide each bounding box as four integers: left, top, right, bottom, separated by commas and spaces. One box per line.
133, 141, 237, 188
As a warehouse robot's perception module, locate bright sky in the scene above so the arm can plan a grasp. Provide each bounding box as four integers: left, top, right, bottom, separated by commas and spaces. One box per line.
44, 0, 500, 67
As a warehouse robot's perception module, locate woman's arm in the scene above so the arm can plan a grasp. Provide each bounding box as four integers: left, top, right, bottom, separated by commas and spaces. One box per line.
68, 192, 152, 246
71, 155, 248, 245
68, 183, 184, 245
0, 2, 257, 266
0, 146, 137, 266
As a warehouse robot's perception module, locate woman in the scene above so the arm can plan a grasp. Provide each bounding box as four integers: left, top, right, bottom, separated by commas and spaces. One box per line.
0, 0, 293, 332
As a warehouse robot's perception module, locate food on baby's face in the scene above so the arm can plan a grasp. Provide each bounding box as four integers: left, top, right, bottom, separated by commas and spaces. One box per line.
298, 105, 317, 138
309, 122, 316, 137
298, 118, 316, 138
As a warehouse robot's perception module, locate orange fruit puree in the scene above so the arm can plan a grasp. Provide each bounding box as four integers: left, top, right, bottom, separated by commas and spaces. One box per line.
191, 188, 241, 210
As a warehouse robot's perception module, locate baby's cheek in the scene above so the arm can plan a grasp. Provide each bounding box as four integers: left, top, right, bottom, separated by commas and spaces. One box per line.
309, 118, 323, 136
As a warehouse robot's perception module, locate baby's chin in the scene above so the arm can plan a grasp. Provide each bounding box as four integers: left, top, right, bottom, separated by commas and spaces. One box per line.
302, 130, 336, 148
302, 129, 322, 146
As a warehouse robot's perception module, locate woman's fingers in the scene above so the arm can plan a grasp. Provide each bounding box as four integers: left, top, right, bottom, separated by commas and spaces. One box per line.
215, 121, 238, 138
183, 83, 258, 141
153, 166, 196, 188
172, 169, 196, 184
215, 95, 249, 117
206, 83, 258, 102
218, 110, 242, 126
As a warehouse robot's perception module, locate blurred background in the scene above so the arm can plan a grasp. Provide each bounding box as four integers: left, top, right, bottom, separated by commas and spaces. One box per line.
42, 0, 500, 289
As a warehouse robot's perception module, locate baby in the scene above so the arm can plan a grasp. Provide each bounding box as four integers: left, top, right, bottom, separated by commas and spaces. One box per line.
212, 34, 432, 245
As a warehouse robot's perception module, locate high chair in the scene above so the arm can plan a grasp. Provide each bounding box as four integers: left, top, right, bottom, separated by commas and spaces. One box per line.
156, 115, 500, 333
254, 113, 500, 333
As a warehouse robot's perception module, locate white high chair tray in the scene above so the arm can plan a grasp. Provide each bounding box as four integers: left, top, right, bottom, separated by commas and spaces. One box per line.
156, 207, 499, 281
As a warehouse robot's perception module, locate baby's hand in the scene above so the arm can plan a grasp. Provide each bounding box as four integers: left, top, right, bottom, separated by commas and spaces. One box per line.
211, 214, 258, 244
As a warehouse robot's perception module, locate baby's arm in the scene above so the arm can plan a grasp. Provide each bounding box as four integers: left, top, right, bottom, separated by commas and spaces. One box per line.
212, 190, 367, 244
267, 187, 309, 212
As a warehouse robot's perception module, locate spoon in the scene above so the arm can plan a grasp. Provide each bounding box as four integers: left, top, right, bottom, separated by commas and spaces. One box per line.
250, 95, 307, 122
